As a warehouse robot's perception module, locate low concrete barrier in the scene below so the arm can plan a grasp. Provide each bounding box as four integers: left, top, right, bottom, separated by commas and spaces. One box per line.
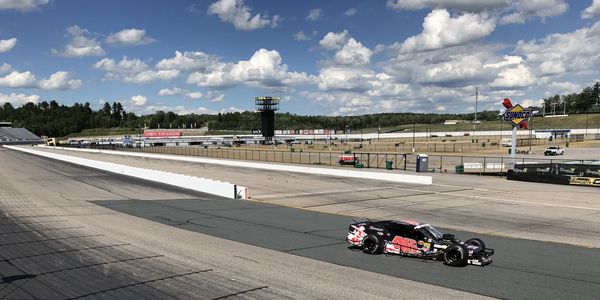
34, 145, 433, 185
5, 145, 249, 199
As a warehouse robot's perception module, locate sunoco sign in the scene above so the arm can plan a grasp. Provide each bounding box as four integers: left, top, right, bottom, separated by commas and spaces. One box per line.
501, 101, 531, 127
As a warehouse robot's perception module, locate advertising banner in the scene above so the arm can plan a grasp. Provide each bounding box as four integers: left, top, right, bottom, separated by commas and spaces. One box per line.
143, 130, 182, 138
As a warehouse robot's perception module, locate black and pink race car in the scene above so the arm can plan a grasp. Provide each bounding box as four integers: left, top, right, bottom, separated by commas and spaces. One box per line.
347, 219, 494, 266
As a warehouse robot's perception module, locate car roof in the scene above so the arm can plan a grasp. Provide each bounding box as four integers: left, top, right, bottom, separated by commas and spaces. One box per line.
390, 219, 422, 227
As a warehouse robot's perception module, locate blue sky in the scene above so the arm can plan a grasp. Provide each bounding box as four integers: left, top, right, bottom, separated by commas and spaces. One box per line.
1, 0, 600, 116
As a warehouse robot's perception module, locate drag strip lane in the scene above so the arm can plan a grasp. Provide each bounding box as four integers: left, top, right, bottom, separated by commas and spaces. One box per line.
93, 197, 600, 300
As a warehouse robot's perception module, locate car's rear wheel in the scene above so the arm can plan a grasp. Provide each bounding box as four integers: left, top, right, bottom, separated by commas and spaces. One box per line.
444, 244, 468, 267
362, 235, 382, 254
465, 238, 486, 250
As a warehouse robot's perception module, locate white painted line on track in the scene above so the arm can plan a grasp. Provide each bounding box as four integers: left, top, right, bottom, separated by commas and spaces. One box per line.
254, 186, 396, 199
390, 186, 600, 212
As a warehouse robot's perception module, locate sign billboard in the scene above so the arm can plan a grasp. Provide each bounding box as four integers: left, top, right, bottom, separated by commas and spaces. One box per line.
143, 130, 182, 138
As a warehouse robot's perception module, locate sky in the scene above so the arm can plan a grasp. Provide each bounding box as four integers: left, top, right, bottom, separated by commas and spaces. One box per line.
1, 0, 600, 116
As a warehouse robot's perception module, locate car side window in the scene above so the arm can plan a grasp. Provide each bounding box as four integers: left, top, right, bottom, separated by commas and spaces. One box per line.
387, 224, 410, 237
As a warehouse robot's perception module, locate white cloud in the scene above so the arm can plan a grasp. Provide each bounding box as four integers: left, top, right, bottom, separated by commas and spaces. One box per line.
208, 0, 279, 31
0, 38, 17, 53
106, 28, 155, 46
131, 95, 148, 106
94, 56, 178, 84
489, 64, 535, 89
93, 57, 149, 74
156, 51, 220, 72
158, 87, 204, 100
38, 71, 82, 90
333, 37, 372, 66
0, 0, 49, 11
52, 26, 105, 57
400, 9, 496, 53
0, 69, 82, 90
0, 92, 40, 105
515, 21, 600, 76
0, 63, 11, 73
344, 8, 357, 16
307, 8, 321, 21
123, 69, 179, 84
187, 48, 316, 89
318, 67, 374, 91
319, 30, 350, 50
582, 0, 600, 19
0, 70, 37, 88
386, 0, 507, 12
500, 0, 568, 24
294, 31, 311, 41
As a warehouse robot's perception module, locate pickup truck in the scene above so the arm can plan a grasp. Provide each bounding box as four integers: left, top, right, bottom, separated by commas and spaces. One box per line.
544, 146, 564, 156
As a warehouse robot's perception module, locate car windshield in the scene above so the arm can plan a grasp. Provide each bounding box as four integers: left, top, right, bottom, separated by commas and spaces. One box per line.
417, 224, 443, 239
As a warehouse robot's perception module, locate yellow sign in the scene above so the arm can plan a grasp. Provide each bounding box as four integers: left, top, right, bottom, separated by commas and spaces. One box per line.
569, 176, 600, 186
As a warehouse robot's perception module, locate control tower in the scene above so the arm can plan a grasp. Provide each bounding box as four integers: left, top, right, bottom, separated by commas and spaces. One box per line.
254, 96, 280, 143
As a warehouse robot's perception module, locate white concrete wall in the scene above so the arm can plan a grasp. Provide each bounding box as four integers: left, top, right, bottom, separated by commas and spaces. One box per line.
33, 145, 433, 185
5, 145, 248, 199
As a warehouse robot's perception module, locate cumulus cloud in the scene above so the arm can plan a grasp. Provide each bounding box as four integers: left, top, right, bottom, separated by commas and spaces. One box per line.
293, 31, 311, 41
156, 51, 220, 72
515, 21, 600, 76
0, 71, 37, 88
344, 8, 357, 16
0, 92, 40, 106
307, 8, 321, 21
0, 38, 17, 53
94, 56, 178, 83
38, 71, 82, 90
106, 28, 155, 46
158, 87, 202, 100
0, 69, 82, 90
0, 63, 12, 73
208, 0, 279, 31
400, 9, 496, 53
386, 0, 507, 12
0, 0, 49, 11
52, 26, 105, 57
500, 0, 568, 24
131, 95, 148, 106
123, 70, 179, 84
93, 57, 149, 74
187, 48, 316, 89
582, 0, 600, 19
333, 38, 372, 66
319, 30, 350, 50
158, 88, 225, 102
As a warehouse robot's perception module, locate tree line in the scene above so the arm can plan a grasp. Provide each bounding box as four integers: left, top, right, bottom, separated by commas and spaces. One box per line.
0, 100, 500, 137
543, 82, 600, 114
1, 81, 597, 137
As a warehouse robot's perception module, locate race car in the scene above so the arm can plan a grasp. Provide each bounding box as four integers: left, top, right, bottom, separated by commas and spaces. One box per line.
347, 219, 494, 266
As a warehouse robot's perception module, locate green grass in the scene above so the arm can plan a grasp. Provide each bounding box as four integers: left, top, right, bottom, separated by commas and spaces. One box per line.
63, 128, 137, 138
375, 113, 600, 133
63, 113, 600, 138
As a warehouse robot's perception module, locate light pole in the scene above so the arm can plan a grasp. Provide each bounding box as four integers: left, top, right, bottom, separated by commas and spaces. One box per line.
474, 86, 479, 132
412, 114, 416, 153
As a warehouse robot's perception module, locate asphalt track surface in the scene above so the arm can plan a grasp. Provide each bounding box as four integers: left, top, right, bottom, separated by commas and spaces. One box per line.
2, 149, 600, 299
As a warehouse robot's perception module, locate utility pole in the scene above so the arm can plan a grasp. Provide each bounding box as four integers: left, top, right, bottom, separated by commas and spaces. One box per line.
474, 86, 479, 131
412, 115, 416, 152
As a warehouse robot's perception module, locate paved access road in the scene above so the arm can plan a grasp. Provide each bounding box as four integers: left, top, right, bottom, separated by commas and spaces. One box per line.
0, 148, 484, 299
4, 148, 600, 299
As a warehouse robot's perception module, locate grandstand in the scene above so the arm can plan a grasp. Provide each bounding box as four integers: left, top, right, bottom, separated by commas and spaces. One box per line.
0, 122, 42, 144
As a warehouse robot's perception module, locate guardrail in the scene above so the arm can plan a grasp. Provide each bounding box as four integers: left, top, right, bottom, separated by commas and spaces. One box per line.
61, 144, 591, 177
4, 145, 249, 199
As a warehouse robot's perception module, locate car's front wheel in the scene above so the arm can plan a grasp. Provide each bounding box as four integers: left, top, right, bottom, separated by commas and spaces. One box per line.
444, 244, 468, 267
362, 235, 382, 254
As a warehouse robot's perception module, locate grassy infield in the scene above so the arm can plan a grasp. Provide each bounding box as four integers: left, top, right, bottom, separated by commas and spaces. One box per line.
65, 113, 600, 138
